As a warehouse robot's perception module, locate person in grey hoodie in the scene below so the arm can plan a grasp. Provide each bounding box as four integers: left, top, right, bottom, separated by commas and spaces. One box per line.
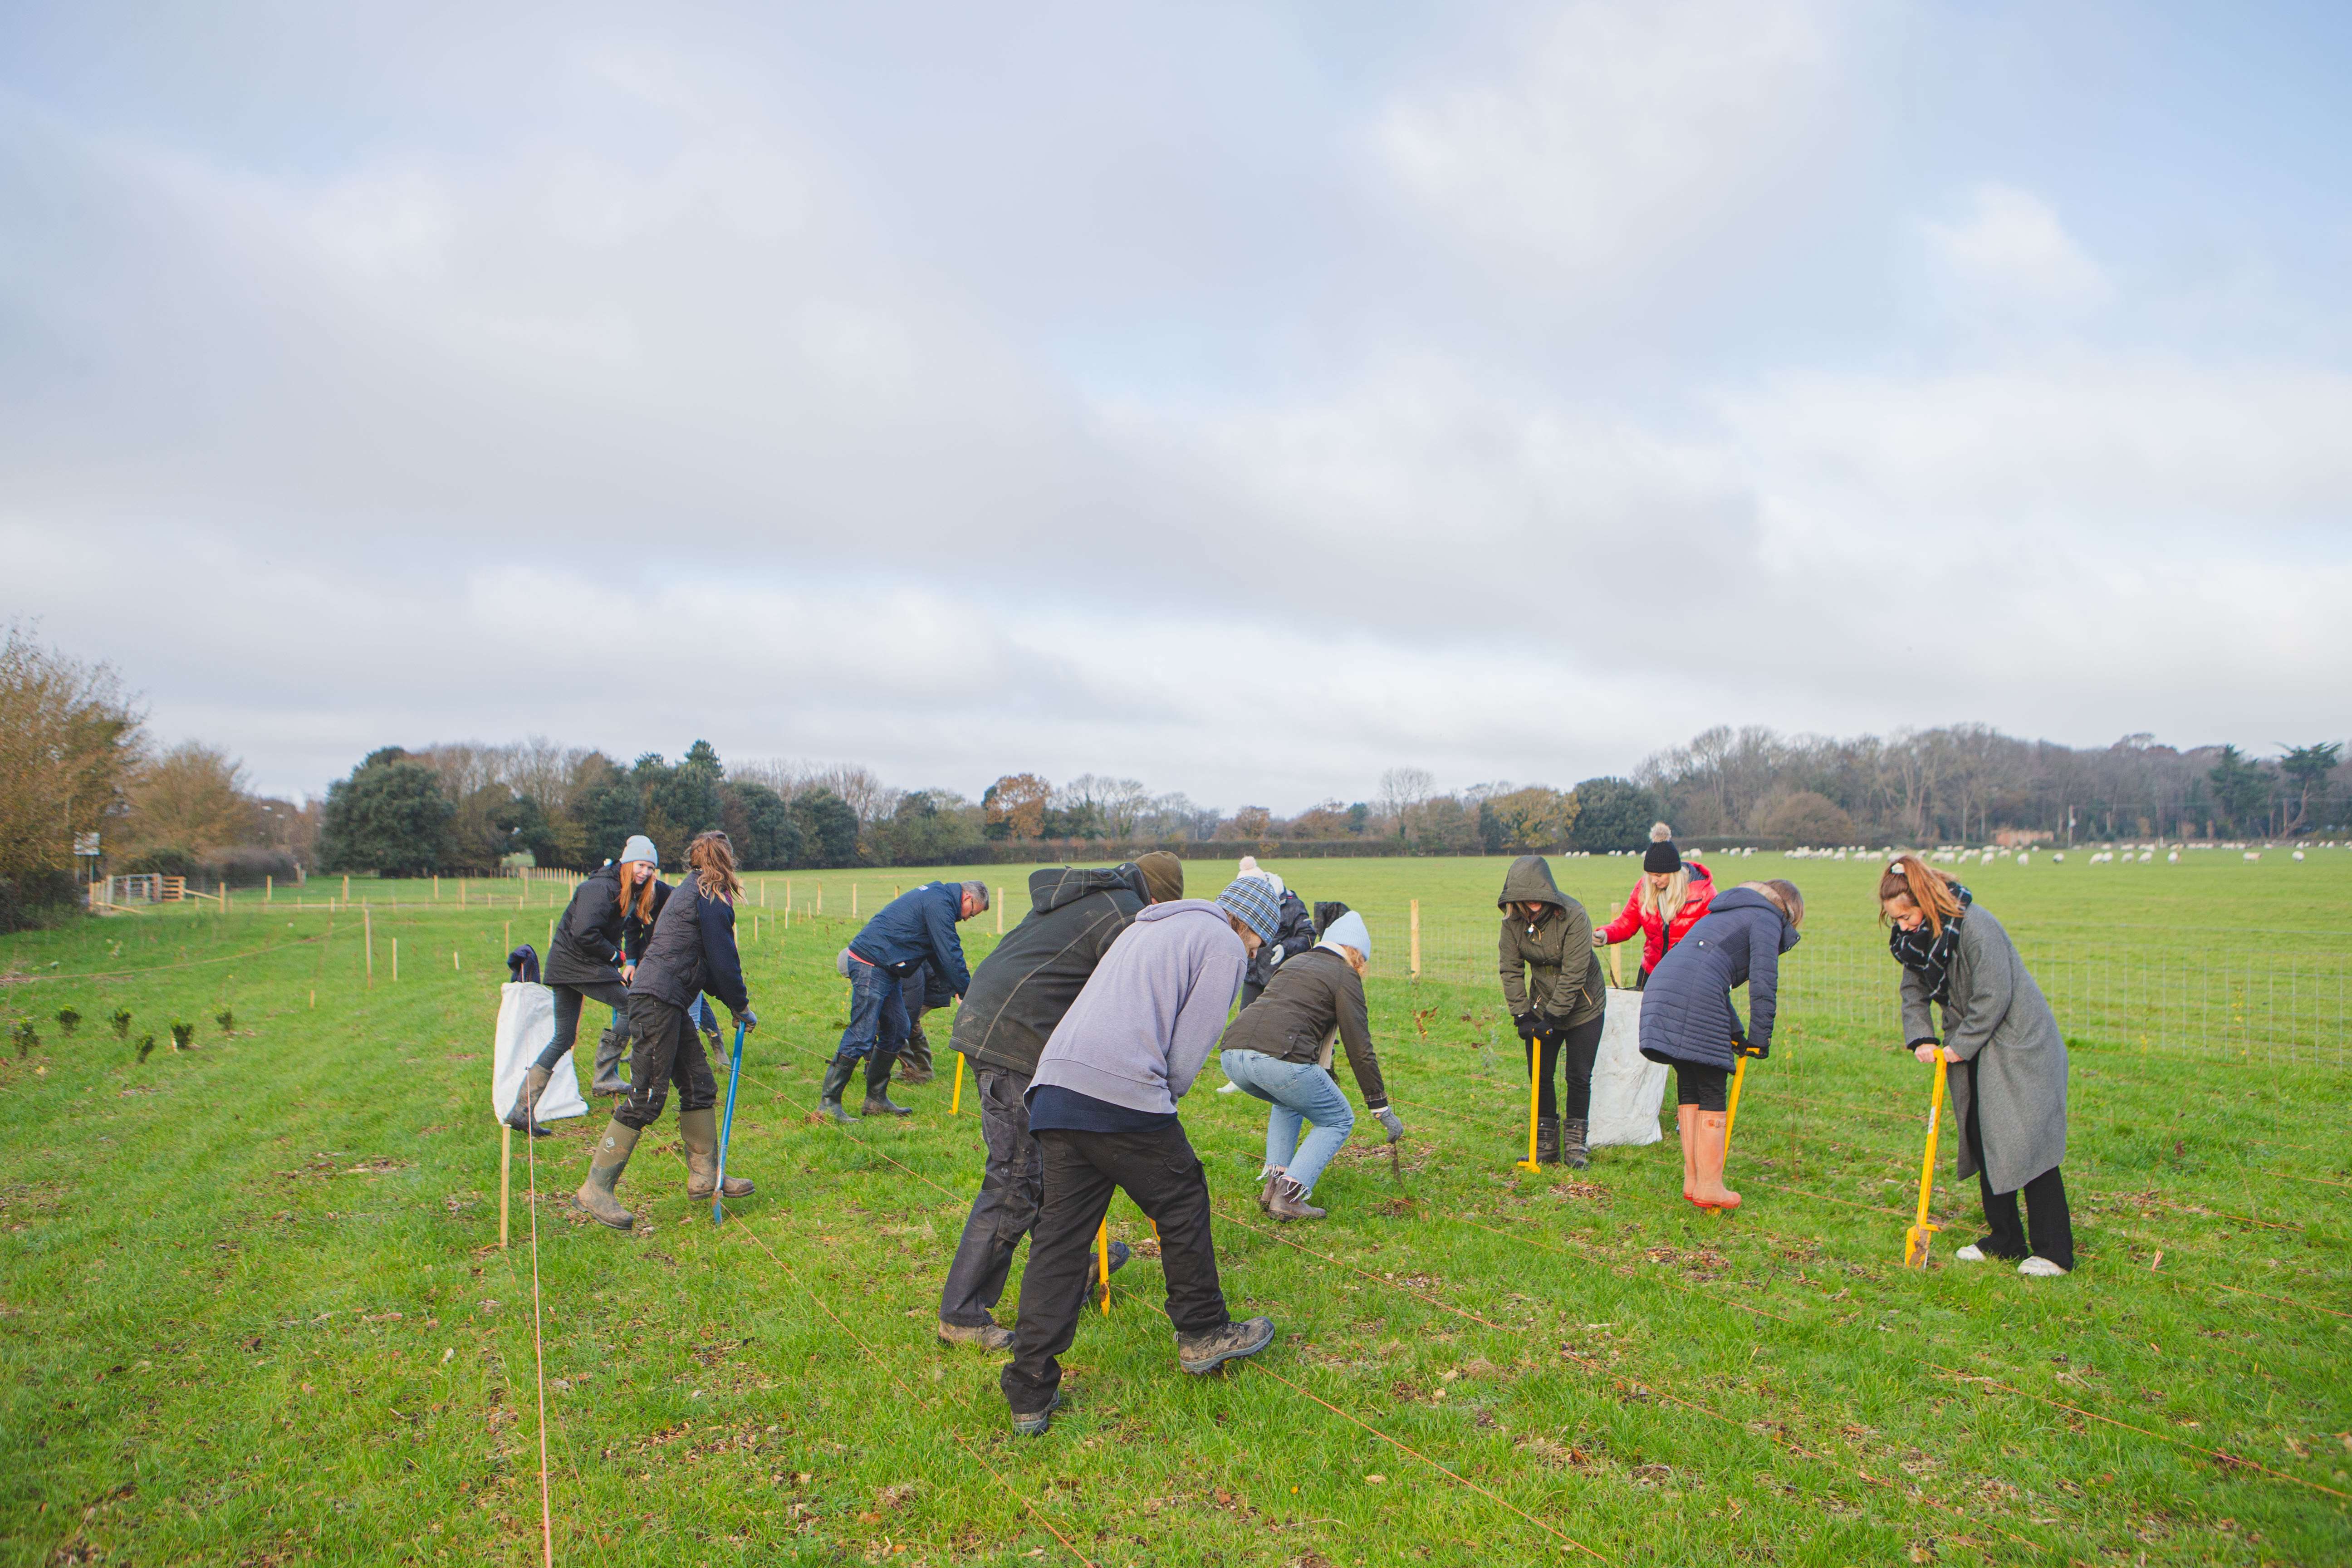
1000, 877, 1284, 1436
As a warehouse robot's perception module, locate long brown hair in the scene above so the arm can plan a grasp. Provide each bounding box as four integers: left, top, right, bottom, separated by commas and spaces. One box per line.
687, 830, 741, 904
1878, 855, 1963, 935
616, 858, 659, 924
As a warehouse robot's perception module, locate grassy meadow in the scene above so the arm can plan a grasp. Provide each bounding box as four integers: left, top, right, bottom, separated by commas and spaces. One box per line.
2, 850, 2347, 1565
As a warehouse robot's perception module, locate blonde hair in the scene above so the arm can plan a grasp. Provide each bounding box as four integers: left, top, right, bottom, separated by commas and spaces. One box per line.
1879, 855, 1962, 935
687, 830, 742, 904
1637, 865, 1692, 923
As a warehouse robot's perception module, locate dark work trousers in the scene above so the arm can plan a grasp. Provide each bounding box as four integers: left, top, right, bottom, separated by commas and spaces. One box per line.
837, 962, 909, 1062
1238, 980, 1266, 1011
901, 1003, 935, 1077
535, 978, 632, 1073
1523, 1012, 1606, 1120
1961, 1059, 2075, 1271
614, 994, 719, 1131
939, 1066, 1043, 1328
1674, 1062, 1729, 1112
1002, 1121, 1231, 1414
1633, 966, 1651, 992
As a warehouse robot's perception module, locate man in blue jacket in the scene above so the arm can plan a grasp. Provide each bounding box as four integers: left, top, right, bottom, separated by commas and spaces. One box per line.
822, 880, 988, 1122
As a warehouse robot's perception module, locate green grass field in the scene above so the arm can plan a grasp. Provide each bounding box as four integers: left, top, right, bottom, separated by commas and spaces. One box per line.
4, 853, 2347, 1565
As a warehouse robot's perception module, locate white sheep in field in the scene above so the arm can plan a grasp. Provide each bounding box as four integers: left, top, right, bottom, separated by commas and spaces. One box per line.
2244, 851, 2262, 862
2016, 852, 2030, 865
2293, 850, 2306, 861
2167, 851, 2180, 862
2139, 852, 2153, 862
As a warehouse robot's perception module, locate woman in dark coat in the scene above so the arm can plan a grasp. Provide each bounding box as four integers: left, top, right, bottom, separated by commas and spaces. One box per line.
1496, 856, 1608, 1168
1882, 856, 2072, 1276
506, 834, 669, 1130
1638, 879, 1804, 1210
572, 831, 758, 1233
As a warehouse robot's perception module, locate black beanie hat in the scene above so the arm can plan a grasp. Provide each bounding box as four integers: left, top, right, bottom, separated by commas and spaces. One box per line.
1643, 840, 1682, 874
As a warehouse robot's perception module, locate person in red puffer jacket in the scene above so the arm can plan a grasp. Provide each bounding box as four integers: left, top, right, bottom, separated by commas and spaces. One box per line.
1595, 823, 1714, 988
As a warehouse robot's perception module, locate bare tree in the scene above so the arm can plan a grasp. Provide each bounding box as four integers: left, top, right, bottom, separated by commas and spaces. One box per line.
1377, 766, 1434, 834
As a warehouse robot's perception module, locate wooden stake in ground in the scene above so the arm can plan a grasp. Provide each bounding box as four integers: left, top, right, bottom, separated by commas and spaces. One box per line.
342, 875, 350, 906
1410, 899, 1421, 979
266, 875, 273, 904
996, 889, 1004, 936
500, 1125, 512, 1250
1904, 1055, 1950, 1268
363, 906, 374, 988
392, 938, 399, 983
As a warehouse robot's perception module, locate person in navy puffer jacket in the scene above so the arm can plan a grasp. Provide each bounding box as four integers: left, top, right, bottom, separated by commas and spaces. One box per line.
821, 880, 988, 1122
1638, 879, 1804, 1213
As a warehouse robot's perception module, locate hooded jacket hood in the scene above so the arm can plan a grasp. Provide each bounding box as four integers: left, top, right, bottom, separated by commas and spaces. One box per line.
1029, 863, 1146, 917
1708, 886, 1803, 955
1498, 855, 1569, 912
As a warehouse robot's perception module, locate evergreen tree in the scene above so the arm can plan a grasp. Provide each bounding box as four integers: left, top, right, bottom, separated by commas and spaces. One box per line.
318, 748, 455, 875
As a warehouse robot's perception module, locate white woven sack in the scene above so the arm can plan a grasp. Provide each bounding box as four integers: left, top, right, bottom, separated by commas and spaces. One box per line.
1586, 988, 1666, 1147
490, 982, 588, 1124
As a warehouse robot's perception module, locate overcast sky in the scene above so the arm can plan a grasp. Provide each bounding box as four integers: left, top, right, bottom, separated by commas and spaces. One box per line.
5, 1, 2348, 809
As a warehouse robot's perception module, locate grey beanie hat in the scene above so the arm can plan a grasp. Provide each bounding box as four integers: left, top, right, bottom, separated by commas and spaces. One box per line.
1215, 876, 1282, 942
620, 834, 660, 866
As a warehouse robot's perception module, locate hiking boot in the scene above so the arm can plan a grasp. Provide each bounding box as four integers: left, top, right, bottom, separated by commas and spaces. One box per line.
1257, 1168, 1283, 1214
571, 1120, 641, 1231
2017, 1256, 2069, 1278
678, 1107, 753, 1200
1176, 1316, 1276, 1375
863, 1050, 913, 1117
1560, 1117, 1590, 1170
504, 1064, 554, 1136
1010, 1389, 1060, 1436
818, 1054, 859, 1124
938, 1318, 1015, 1352
1266, 1176, 1324, 1222
1534, 1115, 1560, 1166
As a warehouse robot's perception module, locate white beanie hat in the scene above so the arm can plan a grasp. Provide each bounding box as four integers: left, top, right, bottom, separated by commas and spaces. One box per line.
1235, 854, 1284, 896
1317, 910, 1371, 961
620, 834, 659, 866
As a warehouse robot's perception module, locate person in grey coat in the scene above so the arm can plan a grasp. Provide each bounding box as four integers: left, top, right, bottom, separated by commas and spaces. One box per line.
1882, 856, 2073, 1276
1638, 880, 1804, 1211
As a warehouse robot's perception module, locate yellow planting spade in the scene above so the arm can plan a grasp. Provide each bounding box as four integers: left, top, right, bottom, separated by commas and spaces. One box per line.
1904, 1055, 1950, 1268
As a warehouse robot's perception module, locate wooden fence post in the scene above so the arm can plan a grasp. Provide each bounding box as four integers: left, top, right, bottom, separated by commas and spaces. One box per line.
265, 875, 273, 903
392, 938, 399, 982
364, 906, 374, 988
997, 888, 1005, 936
342, 875, 350, 906
1410, 900, 1421, 980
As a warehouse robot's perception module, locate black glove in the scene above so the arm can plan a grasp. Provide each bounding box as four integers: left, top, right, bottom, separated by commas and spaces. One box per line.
1514, 1013, 1542, 1042
733, 1009, 759, 1035
1733, 1030, 1765, 1060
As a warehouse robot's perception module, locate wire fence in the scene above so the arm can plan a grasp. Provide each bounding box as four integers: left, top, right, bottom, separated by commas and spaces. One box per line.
1352, 910, 2349, 1069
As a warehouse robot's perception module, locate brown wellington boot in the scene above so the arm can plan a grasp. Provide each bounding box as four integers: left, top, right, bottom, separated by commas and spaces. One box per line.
1257, 1168, 1284, 1214
572, 1119, 641, 1231
1535, 1115, 1561, 1166
678, 1107, 753, 1200
1688, 1111, 1740, 1212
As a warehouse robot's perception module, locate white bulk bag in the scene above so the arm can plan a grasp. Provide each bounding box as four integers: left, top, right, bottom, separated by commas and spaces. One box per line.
1586, 988, 1666, 1147
491, 982, 588, 1124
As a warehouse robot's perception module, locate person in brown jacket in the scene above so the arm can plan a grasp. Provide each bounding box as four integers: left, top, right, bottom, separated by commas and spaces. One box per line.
1497, 855, 1608, 1167
1216, 911, 1402, 1219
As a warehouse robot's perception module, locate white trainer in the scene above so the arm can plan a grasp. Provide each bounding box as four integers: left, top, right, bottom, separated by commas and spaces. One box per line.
1952, 1244, 1986, 1262
2017, 1256, 2068, 1278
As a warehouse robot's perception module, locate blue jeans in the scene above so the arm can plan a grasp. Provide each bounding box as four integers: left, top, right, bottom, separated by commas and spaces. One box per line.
836, 960, 908, 1062
1220, 1049, 1354, 1196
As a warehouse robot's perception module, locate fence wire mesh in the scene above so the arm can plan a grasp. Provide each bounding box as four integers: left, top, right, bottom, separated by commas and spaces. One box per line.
1354, 911, 2348, 1069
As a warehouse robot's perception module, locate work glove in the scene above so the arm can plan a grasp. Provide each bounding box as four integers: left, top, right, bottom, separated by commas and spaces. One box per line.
1733, 1030, 1765, 1060
1372, 1106, 1405, 1143
1513, 1013, 1542, 1042
733, 1009, 759, 1035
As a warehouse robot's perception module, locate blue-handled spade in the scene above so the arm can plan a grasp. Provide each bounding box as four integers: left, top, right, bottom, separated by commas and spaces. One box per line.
713, 1019, 747, 1226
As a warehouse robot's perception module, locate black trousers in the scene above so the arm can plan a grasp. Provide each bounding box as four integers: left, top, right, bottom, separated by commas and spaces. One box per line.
535, 978, 632, 1072
614, 994, 718, 1131
1002, 1121, 1230, 1413
1961, 1061, 2074, 1270
939, 1065, 1043, 1328
1523, 1012, 1605, 1120
1674, 1062, 1729, 1112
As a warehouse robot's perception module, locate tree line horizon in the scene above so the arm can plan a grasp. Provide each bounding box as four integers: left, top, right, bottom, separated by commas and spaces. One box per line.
2, 627, 2344, 914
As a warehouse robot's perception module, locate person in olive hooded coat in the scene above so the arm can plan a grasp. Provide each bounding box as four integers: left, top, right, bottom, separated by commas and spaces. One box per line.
1495, 856, 1608, 1167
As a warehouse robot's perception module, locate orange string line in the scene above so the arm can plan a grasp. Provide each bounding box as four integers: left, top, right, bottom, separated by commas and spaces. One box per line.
523, 1125, 555, 1568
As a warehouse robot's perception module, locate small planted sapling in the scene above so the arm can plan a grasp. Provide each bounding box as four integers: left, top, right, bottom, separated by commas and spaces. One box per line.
170, 1020, 195, 1051
10, 1019, 36, 1057
57, 1007, 82, 1037
111, 1008, 133, 1040
136, 1033, 156, 1062
215, 1008, 235, 1036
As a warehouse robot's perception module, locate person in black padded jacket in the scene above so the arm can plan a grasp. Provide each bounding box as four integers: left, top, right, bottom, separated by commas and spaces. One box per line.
506, 835, 669, 1131
572, 831, 758, 1233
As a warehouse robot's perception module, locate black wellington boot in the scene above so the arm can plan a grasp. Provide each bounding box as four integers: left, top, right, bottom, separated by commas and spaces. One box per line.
1535, 1115, 1561, 1166
862, 1050, 913, 1117
818, 1054, 860, 1124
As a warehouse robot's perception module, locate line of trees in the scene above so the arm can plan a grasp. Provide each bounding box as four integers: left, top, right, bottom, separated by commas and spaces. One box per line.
1633, 725, 2351, 846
